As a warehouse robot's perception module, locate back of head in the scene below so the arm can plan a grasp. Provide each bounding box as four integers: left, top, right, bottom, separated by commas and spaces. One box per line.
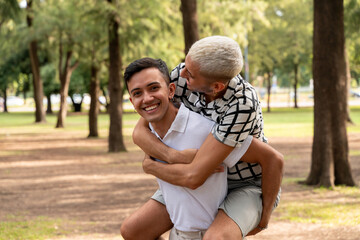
187, 36, 243, 82
124, 57, 170, 91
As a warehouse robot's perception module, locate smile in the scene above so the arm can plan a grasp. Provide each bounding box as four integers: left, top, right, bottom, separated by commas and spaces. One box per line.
144, 104, 159, 112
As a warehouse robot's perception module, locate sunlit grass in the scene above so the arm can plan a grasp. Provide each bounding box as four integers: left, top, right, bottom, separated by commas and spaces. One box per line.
0, 106, 359, 138
313, 185, 360, 197
263, 106, 360, 137
350, 150, 360, 156
277, 183, 360, 226
0, 215, 66, 240
277, 201, 360, 226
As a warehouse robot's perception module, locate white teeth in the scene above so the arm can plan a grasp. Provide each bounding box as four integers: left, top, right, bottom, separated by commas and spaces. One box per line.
145, 105, 158, 111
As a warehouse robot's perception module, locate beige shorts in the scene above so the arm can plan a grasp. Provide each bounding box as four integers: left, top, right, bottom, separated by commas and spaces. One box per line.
219, 178, 281, 237
151, 177, 281, 238
169, 227, 206, 240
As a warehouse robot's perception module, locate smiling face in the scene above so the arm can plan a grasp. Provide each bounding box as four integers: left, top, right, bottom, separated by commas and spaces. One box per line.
180, 56, 213, 94
128, 67, 175, 124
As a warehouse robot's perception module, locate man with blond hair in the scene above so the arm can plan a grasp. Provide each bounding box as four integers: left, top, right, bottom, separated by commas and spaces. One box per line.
122, 36, 283, 240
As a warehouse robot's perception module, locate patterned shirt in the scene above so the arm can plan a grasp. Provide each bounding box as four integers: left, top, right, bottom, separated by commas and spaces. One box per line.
170, 63, 267, 181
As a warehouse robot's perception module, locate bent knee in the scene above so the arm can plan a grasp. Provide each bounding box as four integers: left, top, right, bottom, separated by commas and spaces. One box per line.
120, 218, 138, 240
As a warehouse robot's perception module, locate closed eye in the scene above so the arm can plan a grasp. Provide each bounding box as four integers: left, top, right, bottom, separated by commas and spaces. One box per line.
150, 85, 160, 91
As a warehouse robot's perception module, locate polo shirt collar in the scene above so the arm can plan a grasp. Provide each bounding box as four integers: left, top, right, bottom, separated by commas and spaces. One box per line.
167, 103, 188, 134
149, 103, 189, 139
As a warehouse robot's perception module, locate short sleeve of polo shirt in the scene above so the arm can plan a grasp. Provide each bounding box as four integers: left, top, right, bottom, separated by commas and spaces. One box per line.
222, 135, 253, 168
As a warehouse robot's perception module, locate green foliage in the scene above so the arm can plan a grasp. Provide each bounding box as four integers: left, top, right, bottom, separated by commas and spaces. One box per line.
0, 0, 21, 25
69, 63, 91, 95
41, 63, 59, 96
0, 0, 359, 101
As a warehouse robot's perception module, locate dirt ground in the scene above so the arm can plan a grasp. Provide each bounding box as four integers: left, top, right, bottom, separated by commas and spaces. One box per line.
0, 127, 359, 240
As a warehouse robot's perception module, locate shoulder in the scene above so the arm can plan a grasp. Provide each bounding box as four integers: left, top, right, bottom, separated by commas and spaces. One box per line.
187, 108, 214, 130
170, 63, 185, 83
226, 75, 260, 110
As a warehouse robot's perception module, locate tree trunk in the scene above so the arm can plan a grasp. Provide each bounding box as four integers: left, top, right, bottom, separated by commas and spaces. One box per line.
107, 0, 126, 152
56, 72, 70, 128
344, 48, 353, 124
180, 0, 199, 55
101, 86, 110, 113
293, 63, 299, 108
46, 94, 52, 114
266, 72, 271, 113
306, 0, 355, 187
88, 64, 100, 138
71, 95, 83, 112
26, 0, 46, 123
55, 40, 79, 128
2, 88, 8, 113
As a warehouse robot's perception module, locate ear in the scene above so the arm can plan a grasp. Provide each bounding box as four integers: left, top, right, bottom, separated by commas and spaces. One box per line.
129, 97, 133, 105
168, 83, 176, 99
211, 82, 226, 92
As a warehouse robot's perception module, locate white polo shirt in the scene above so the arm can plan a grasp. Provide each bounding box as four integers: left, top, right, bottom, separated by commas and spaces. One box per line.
149, 104, 252, 231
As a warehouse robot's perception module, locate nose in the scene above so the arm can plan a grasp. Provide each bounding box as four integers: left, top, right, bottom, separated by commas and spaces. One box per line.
180, 67, 187, 79
143, 91, 154, 103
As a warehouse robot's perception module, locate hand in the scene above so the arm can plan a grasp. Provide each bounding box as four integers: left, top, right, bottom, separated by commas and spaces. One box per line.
247, 222, 268, 236
247, 227, 262, 236
142, 155, 154, 174
213, 165, 225, 173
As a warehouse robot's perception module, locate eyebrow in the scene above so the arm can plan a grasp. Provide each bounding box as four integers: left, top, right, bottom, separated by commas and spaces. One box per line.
130, 81, 161, 94
186, 69, 194, 78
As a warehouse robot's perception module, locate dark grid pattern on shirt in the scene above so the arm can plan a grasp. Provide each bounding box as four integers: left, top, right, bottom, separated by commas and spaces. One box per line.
170, 63, 266, 181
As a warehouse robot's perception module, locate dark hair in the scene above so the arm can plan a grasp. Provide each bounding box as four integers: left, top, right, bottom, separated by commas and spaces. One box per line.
124, 57, 170, 91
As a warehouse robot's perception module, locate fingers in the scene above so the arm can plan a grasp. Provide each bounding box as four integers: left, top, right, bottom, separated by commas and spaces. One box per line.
213, 165, 225, 173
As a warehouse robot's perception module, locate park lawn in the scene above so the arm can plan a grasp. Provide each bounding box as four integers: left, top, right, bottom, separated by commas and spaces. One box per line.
276, 181, 360, 226
0, 215, 66, 240
1, 106, 359, 137
263, 106, 360, 137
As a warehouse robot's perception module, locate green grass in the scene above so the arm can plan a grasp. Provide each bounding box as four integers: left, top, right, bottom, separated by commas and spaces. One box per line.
276, 182, 360, 226
0, 216, 66, 240
0, 112, 140, 138
277, 201, 360, 226
1, 106, 359, 138
262, 106, 360, 137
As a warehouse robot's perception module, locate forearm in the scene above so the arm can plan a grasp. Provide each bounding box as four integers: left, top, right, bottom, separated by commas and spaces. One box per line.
143, 158, 200, 189
133, 117, 178, 163
259, 151, 284, 227
240, 138, 284, 232
143, 134, 234, 189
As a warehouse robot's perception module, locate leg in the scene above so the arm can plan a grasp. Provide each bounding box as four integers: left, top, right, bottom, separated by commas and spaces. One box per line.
203, 209, 243, 240
204, 184, 264, 240
120, 199, 173, 240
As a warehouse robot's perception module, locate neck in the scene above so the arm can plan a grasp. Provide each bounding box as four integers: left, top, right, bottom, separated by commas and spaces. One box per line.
205, 87, 227, 103
151, 103, 178, 139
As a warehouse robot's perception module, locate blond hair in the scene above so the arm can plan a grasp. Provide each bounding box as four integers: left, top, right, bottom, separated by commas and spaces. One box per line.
188, 36, 243, 83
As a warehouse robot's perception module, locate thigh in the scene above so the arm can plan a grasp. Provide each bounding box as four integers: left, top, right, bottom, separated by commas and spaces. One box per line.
220, 186, 263, 237
203, 209, 242, 240
121, 199, 173, 240
204, 186, 263, 240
